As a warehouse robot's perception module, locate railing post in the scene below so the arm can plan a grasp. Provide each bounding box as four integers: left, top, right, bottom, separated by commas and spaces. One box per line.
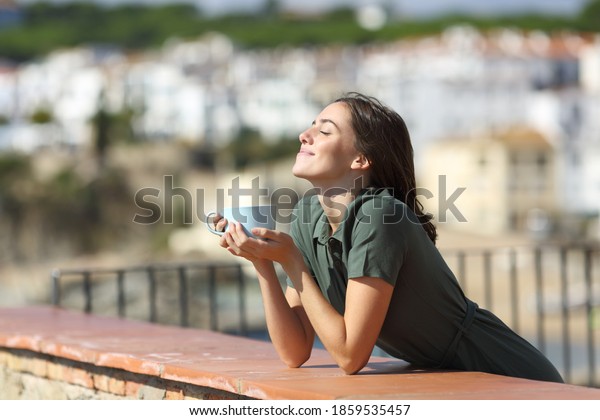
534, 247, 546, 354
584, 247, 595, 387
116, 270, 126, 318
237, 264, 248, 336
147, 266, 157, 323
560, 247, 571, 383
178, 266, 189, 327
457, 251, 466, 293
83, 271, 92, 314
208, 265, 217, 331
51, 269, 61, 307
483, 250, 492, 311
509, 248, 519, 334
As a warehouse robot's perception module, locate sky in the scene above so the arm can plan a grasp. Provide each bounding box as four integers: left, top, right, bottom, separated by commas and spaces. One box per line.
12, 0, 592, 18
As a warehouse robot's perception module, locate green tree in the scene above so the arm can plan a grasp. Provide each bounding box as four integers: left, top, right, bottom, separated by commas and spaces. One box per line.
0, 153, 33, 261
263, 0, 281, 18
579, 0, 600, 31
40, 165, 133, 253
218, 128, 298, 169
0, 2, 597, 63
0, 152, 31, 204
30, 107, 53, 124
91, 91, 113, 169
220, 127, 266, 169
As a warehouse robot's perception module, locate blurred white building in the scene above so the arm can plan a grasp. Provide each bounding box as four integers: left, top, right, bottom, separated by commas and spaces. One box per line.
0, 27, 598, 237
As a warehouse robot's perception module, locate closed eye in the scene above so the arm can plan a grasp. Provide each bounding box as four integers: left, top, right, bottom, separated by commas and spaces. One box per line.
320, 131, 330, 135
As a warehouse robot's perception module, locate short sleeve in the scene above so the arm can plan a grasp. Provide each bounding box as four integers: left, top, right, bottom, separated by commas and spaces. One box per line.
346, 198, 409, 285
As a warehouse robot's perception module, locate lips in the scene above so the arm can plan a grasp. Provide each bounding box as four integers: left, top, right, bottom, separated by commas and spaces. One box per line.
297, 149, 314, 156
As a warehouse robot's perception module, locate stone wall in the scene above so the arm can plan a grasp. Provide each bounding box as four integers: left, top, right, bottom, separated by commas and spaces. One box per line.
0, 347, 250, 400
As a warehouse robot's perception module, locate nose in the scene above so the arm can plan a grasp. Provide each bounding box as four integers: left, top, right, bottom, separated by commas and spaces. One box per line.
299, 126, 313, 144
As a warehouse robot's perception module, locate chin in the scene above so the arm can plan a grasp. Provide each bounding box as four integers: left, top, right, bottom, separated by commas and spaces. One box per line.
291, 167, 310, 181
291, 162, 303, 177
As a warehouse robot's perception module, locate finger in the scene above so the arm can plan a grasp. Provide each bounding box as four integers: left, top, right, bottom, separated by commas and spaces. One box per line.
224, 230, 254, 259
229, 222, 249, 246
223, 231, 240, 252
229, 223, 256, 251
215, 218, 228, 232
230, 223, 263, 253
225, 227, 253, 251
251, 228, 279, 241
218, 233, 228, 248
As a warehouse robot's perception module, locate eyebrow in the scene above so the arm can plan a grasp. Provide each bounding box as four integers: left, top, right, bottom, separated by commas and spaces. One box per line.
316, 118, 340, 129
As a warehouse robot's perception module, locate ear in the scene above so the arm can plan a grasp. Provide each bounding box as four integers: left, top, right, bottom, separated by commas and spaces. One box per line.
350, 154, 371, 171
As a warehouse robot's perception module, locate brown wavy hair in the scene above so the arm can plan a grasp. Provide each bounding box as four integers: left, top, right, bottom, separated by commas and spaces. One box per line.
335, 92, 437, 244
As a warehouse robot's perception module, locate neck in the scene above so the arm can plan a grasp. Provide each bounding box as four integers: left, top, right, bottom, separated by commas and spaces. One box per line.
313, 175, 367, 233
318, 190, 354, 233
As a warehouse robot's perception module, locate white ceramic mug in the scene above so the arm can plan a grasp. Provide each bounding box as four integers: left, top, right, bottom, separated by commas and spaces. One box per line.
205, 205, 275, 238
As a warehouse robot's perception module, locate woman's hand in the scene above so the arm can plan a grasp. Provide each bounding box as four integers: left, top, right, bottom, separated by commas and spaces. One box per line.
222, 222, 301, 267
212, 213, 228, 234
212, 214, 237, 254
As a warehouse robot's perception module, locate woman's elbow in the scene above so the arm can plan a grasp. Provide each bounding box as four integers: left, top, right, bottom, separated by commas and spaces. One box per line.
283, 359, 305, 369
338, 356, 369, 375
281, 352, 311, 369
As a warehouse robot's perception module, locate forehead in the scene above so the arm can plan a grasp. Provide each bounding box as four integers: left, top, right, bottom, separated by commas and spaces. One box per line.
319, 102, 350, 126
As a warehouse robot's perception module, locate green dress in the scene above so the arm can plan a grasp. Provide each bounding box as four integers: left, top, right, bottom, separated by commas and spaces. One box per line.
288, 188, 563, 383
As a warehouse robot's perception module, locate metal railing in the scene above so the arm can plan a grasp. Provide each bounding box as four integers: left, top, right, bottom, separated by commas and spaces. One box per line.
442, 243, 599, 387
50, 243, 600, 387
51, 261, 250, 336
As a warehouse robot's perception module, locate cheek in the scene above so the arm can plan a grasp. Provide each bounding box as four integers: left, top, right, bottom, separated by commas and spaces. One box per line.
338, 143, 360, 161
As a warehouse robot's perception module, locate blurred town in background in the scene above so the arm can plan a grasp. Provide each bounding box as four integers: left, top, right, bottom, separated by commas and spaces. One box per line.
0, 0, 599, 384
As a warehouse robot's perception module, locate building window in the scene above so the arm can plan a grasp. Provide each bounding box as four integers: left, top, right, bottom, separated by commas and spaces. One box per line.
536, 153, 547, 172
478, 154, 487, 168
509, 210, 519, 231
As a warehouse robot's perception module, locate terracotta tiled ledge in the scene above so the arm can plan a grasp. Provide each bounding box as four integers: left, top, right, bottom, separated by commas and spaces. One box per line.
1, 306, 599, 400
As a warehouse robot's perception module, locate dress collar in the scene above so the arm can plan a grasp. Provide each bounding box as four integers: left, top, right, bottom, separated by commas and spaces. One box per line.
314, 212, 332, 244
312, 188, 383, 245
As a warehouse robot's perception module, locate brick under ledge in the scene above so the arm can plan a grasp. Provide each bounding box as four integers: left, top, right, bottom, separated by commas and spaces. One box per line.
0, 306, 599, 400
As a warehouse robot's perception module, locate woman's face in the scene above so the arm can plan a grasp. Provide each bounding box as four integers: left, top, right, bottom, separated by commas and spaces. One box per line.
292, 102, 363, 187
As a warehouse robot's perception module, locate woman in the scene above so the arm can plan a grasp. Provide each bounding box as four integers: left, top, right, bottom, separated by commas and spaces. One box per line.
215, 93, 563, 383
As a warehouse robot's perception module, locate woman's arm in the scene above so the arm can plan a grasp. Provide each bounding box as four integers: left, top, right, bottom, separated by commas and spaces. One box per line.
218, 223, 315, 368
251, 260, 315, 368
224, 223, 394, 374
284, 256, 393, 374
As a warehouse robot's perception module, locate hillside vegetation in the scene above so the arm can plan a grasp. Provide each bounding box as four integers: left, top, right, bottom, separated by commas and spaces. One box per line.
0, 1, 599, 62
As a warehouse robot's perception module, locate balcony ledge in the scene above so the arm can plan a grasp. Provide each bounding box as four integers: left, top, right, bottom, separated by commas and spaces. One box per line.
1, 306, 599, 400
